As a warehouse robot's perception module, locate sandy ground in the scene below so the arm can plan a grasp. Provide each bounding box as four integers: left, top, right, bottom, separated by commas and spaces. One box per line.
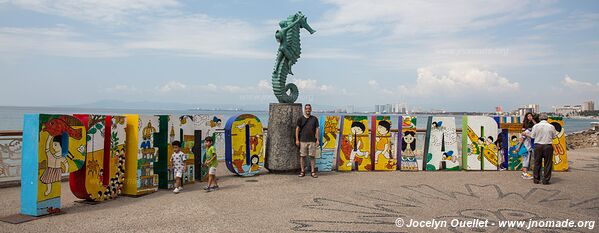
1, 148, 598, 233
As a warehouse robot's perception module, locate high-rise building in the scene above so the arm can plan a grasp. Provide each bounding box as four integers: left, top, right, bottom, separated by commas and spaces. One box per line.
374, 104, 387, 113
375, 103, 408, 114
582, 101, 595, 111
515, 104, 539, 116
526, 104, 540, 113
496, 106, 503, 114
346, 105, 355, 113
392, 103, 401, 113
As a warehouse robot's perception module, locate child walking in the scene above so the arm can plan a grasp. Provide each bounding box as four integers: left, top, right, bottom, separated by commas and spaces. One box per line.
171, 140, 186, 194
203, 137, 219, 192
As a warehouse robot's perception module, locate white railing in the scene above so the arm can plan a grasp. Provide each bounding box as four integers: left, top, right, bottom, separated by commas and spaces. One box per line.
0, 131, 22, 182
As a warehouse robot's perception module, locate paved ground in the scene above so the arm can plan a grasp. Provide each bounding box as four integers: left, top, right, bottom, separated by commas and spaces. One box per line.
1, 148, 598, 233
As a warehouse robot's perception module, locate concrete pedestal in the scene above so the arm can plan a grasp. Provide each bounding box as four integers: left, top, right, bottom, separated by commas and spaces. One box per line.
265, 103, 303, 172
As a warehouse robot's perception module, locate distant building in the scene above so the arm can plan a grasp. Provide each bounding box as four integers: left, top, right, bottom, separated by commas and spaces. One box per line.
582, 101, 595, 111
527, 104, 540, 113
553, 105, 582, 116
495, 106, 503, 114
517, 107, 533, 116
374, 103, 407, 114
391, 103, 401, 113
374, 104, 383, 113
515, 104, 539, 116
346, 105, 355, 113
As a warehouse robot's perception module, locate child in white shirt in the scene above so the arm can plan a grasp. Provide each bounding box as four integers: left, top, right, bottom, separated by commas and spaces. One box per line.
170, 140, 186, 193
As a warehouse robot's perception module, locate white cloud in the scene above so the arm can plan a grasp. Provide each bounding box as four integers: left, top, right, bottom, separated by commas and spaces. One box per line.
157, 81, 187, 93
371, 37, 557, 70
0, 26, 125, 57
257, 79, 270, 91
101, 79, 345, 103
104, 84, 139, 93
221, 85, 244, 93
367, 79, 394, 95
0, 14, 272, 59
317, 0, 557, 37
312, 1, 564, 78
170, 80, 270, 94
291, 78, 337, 92
5, 0, 179, 24
1, 2, 272, 59
398, 66, 519, 97
201, 83, 218, 92
534, 12, 599, 31
208, 81, 266, 94
562, 75, 599, 91
301, 48, 361, 59
368, 80, 378, 87
123, 14, 271, 58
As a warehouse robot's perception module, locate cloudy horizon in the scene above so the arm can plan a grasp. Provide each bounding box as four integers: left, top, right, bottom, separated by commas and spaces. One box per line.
1, 0, 598, 112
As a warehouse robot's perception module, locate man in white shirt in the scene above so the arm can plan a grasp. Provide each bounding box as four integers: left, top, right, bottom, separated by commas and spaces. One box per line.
530, 114, 557, 185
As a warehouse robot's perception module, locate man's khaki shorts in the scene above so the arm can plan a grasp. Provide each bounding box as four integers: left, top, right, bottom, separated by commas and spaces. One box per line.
299, 142, 319, 158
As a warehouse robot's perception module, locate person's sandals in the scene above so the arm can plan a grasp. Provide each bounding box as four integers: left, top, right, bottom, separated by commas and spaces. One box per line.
298, 171, 305, 177
311, 172, 318, 178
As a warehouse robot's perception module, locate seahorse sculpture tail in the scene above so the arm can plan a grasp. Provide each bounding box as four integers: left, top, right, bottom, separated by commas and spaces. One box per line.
272, 56, 299, 103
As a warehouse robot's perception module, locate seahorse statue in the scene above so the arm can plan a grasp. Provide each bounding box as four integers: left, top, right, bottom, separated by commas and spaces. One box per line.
272, 12, 316, 103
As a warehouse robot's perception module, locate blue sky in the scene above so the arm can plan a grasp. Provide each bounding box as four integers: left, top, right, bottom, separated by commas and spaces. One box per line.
0, 0, 598, 112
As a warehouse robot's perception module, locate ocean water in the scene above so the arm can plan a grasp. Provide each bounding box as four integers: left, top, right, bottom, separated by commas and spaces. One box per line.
0, 106, 595, 134
0, 106, 268, 131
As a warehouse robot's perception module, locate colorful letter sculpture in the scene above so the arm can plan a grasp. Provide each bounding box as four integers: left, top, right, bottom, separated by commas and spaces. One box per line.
462, 116, 500, 170
371, 115, 398, 171
224, 114, 264, 176
152, 114, 226, 188
308, 115, 339, 172
338, 115, 371, 171
21, 114, 87, 216
154, 115, 169, 189
424, 117, 460, 171
548, 116, 568, 171
496, 117, 523, 171
159, 115, 196, 189
400, 116, 420, 171
70, 115, 127, 201
19, 112, 572, 216
106, 116, 127, 196
123, 114, 159, 195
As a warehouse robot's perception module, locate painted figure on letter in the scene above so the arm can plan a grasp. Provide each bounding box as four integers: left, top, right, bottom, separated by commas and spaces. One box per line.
41, 135, 69, 196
